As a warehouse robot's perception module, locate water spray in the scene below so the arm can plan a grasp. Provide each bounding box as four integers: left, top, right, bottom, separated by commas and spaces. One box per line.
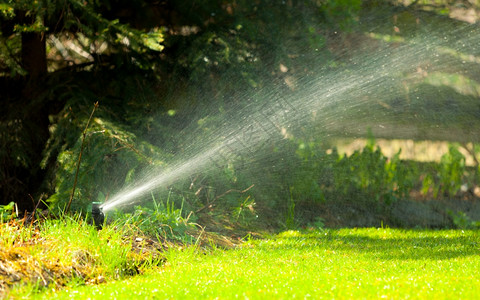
100, 23, 480, 212
92, 202, 105, 229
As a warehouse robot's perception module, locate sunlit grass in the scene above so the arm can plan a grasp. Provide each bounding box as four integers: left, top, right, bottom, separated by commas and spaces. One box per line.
41, 228, 480, 299
1, 216, 161, 298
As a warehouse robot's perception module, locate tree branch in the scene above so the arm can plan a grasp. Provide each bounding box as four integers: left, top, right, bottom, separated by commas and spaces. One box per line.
65, 101, 99, 214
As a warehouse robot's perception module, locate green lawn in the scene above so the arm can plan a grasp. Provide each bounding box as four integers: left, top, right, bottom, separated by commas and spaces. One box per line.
37, 228, 479, 299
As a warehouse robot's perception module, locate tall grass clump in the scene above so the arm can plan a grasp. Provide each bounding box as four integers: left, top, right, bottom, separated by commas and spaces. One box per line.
1, 213, 164, 298
39, 216, 130, 276
108, 191, 199, 244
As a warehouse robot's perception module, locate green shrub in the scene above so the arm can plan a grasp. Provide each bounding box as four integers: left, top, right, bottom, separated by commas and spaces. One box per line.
45, 111, 166, 213
439, 145, 466, 196
422, 144, 466, 198
291, 136, 416, 207
447, 210, 480, 229
334, 142, 416, 204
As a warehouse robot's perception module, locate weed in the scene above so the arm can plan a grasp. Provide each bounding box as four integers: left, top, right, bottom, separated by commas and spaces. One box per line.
285, 186, 296, 229
310, 216, 325, 229
0, 202, 17, 222
232, 195, 257, 225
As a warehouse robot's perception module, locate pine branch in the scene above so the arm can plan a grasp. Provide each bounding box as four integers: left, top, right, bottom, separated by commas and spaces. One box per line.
64, 101, 99, 214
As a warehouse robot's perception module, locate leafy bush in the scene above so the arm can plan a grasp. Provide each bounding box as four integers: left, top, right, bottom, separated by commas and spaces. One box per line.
322, 0, 362, 30
333, 141, 416, 205
447, 210, 480, 229
422, 144, 466, 198
203, 134, 421, 228
291, 136, 417, 207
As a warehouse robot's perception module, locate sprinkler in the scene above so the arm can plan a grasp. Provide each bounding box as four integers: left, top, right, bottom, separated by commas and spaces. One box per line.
92, 202, 105, 230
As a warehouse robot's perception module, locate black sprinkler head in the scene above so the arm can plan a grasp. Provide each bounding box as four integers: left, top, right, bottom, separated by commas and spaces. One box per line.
92, 202, 105, 230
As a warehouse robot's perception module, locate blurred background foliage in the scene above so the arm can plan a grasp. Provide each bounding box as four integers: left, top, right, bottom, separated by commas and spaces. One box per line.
1, 0, 480, 228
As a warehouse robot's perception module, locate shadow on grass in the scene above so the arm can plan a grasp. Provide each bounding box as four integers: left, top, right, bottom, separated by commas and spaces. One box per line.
268, 230, 479, 261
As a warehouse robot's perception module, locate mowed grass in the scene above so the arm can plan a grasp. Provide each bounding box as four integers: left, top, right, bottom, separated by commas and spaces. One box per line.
36, 228, 480, 299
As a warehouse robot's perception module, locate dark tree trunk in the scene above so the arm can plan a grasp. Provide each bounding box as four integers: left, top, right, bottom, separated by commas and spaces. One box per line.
21, 31, 47, 77
16, 8, 48, 77
1, 12, 51, 212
